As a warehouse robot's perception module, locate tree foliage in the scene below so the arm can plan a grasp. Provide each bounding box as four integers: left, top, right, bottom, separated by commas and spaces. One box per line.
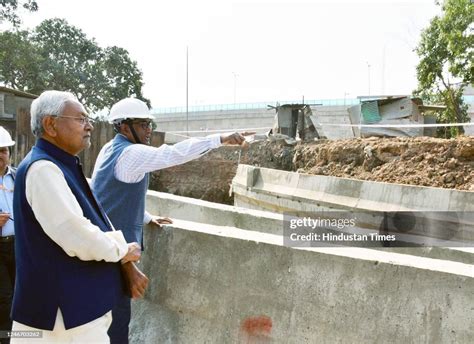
415, 0, 473, 137
0, 18, 150, 112
0, 30, 43, 89
0, 0, 38, 27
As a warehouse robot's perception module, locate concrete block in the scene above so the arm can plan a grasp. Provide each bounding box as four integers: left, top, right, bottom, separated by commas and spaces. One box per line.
232, 165, 474, 213
146, 190, 283, 235
130, 219, 474, 343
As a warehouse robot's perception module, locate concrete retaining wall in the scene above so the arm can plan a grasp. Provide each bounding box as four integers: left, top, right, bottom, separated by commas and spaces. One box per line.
146, 190, 283, 234
231, 164, 474, 213
230, 165, 474, 260
130, 211, 474, 343
147, 191, 474, 264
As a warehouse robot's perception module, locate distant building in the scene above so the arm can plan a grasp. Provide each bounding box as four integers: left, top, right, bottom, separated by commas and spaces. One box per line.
0, 86, 38, 164
0, 85, 37, 128
348, 95, 444, 138
464, 85, 474, 136
271, 104, 320, 141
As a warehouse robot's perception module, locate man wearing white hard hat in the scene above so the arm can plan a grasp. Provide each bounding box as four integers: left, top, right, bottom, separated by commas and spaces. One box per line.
0, 127, 15, 344
91, 98, 248, 343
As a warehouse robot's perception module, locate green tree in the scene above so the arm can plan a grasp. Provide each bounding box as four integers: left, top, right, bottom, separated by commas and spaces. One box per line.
101, 46, 150, 108
32, 18, 106, 109
0, 18, 150, 112
415, 0, 473, 137
0, 30, 43, 91
0, 0, 38, 27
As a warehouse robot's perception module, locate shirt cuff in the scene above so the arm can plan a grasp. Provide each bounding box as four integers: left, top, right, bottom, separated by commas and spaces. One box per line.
143, 211, 153, 224
104, 230, 129, 261
207, 133, 222, 149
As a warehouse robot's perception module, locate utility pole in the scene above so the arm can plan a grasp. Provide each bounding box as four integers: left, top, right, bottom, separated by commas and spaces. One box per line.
186, 46, 189, 136
367, 62, 371, 96
232, 72, 238, 104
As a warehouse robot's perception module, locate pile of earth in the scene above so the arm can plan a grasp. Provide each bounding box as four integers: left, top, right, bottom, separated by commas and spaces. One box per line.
150, 136, 474, 205
293, 136, 474, 191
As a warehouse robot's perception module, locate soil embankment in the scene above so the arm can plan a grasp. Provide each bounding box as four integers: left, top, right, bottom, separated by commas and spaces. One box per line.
149, 136, 474, 204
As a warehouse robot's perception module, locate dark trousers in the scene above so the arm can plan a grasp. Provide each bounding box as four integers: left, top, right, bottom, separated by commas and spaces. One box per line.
108, 293, 131, 344
0, 241, 15, 344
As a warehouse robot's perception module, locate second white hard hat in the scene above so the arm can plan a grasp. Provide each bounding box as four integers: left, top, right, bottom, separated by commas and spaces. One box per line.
0, 127, 15, 147
108, 98, 155, 123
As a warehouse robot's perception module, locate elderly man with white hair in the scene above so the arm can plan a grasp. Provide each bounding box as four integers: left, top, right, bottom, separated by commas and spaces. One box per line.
10, 90, 141, 343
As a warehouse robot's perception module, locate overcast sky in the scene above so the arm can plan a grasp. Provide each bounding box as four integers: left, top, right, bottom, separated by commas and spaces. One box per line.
15, 0, 440, 108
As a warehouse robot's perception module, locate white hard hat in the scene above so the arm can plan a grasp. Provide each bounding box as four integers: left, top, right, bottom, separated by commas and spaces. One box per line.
108, 98, 154, 123
0, 127, 15, 147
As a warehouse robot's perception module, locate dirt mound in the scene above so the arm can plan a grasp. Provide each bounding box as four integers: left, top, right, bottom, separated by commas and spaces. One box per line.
293, 136, 474, 191
149, 140, 294, 205
149, 136, 473, 205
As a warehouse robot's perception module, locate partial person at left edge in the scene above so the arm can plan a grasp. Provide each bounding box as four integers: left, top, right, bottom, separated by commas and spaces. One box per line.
10, 90, 142, 343
0, 127, 16, 344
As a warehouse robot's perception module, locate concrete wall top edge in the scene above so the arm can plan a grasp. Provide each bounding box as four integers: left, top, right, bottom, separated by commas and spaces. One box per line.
233, 164, 474, 212
146, 189, 283, 221
164, 219, 474, 278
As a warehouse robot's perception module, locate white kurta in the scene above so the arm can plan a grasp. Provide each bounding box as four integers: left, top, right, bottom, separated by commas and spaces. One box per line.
12, 160, 129, 343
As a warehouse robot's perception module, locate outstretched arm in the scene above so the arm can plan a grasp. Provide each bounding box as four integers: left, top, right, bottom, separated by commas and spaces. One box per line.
114, 132, 251, 183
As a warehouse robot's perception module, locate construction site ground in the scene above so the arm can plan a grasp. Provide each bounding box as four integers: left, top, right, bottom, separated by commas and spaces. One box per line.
149, 136, 474, 205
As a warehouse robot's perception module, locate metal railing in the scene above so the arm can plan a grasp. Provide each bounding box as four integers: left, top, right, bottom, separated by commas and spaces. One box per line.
151, 98, 361, 115
151, 95, 474, 116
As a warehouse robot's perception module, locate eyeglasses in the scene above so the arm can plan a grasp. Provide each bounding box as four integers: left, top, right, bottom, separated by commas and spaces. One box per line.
55, 115, 95, 126
131, 120, 153, 130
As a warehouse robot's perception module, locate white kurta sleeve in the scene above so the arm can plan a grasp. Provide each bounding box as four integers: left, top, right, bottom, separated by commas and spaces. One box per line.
25, 160, 128, 262
143, 210, 153, 224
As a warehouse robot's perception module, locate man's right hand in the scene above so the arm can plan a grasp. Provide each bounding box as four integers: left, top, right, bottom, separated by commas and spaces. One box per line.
121, 242, 141, 264
121, 262, 149, 299
0, 212, 10, 227
220, 131, 255, 147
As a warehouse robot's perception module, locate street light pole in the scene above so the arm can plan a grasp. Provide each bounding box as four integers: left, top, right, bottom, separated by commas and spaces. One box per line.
344, 92, 350, 107
366, 62, 371, 96
232, 72, 238, 104
186, 46, 189, 136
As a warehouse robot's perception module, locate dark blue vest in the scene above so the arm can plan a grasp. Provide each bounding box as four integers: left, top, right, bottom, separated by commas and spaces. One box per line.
12, 139, 123, 330
91, 134, 148, 246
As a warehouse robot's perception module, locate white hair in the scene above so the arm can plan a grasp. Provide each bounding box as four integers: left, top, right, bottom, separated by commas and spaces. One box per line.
30, 90, 79, 137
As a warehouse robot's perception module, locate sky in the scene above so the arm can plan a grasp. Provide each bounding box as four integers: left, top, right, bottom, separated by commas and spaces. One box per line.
12, 0, 441, 109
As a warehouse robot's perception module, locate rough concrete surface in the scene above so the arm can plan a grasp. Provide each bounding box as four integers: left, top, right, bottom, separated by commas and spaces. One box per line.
138, 135, 474, 343
148, 191, 474, 265
130, 218, 474, 344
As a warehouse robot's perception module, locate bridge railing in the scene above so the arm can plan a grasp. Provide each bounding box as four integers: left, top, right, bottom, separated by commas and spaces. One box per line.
151, 95, 474, 116
151, 98, 361, 115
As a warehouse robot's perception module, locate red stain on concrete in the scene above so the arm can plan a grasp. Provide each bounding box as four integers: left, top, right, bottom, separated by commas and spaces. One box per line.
241, 316, 273, 337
